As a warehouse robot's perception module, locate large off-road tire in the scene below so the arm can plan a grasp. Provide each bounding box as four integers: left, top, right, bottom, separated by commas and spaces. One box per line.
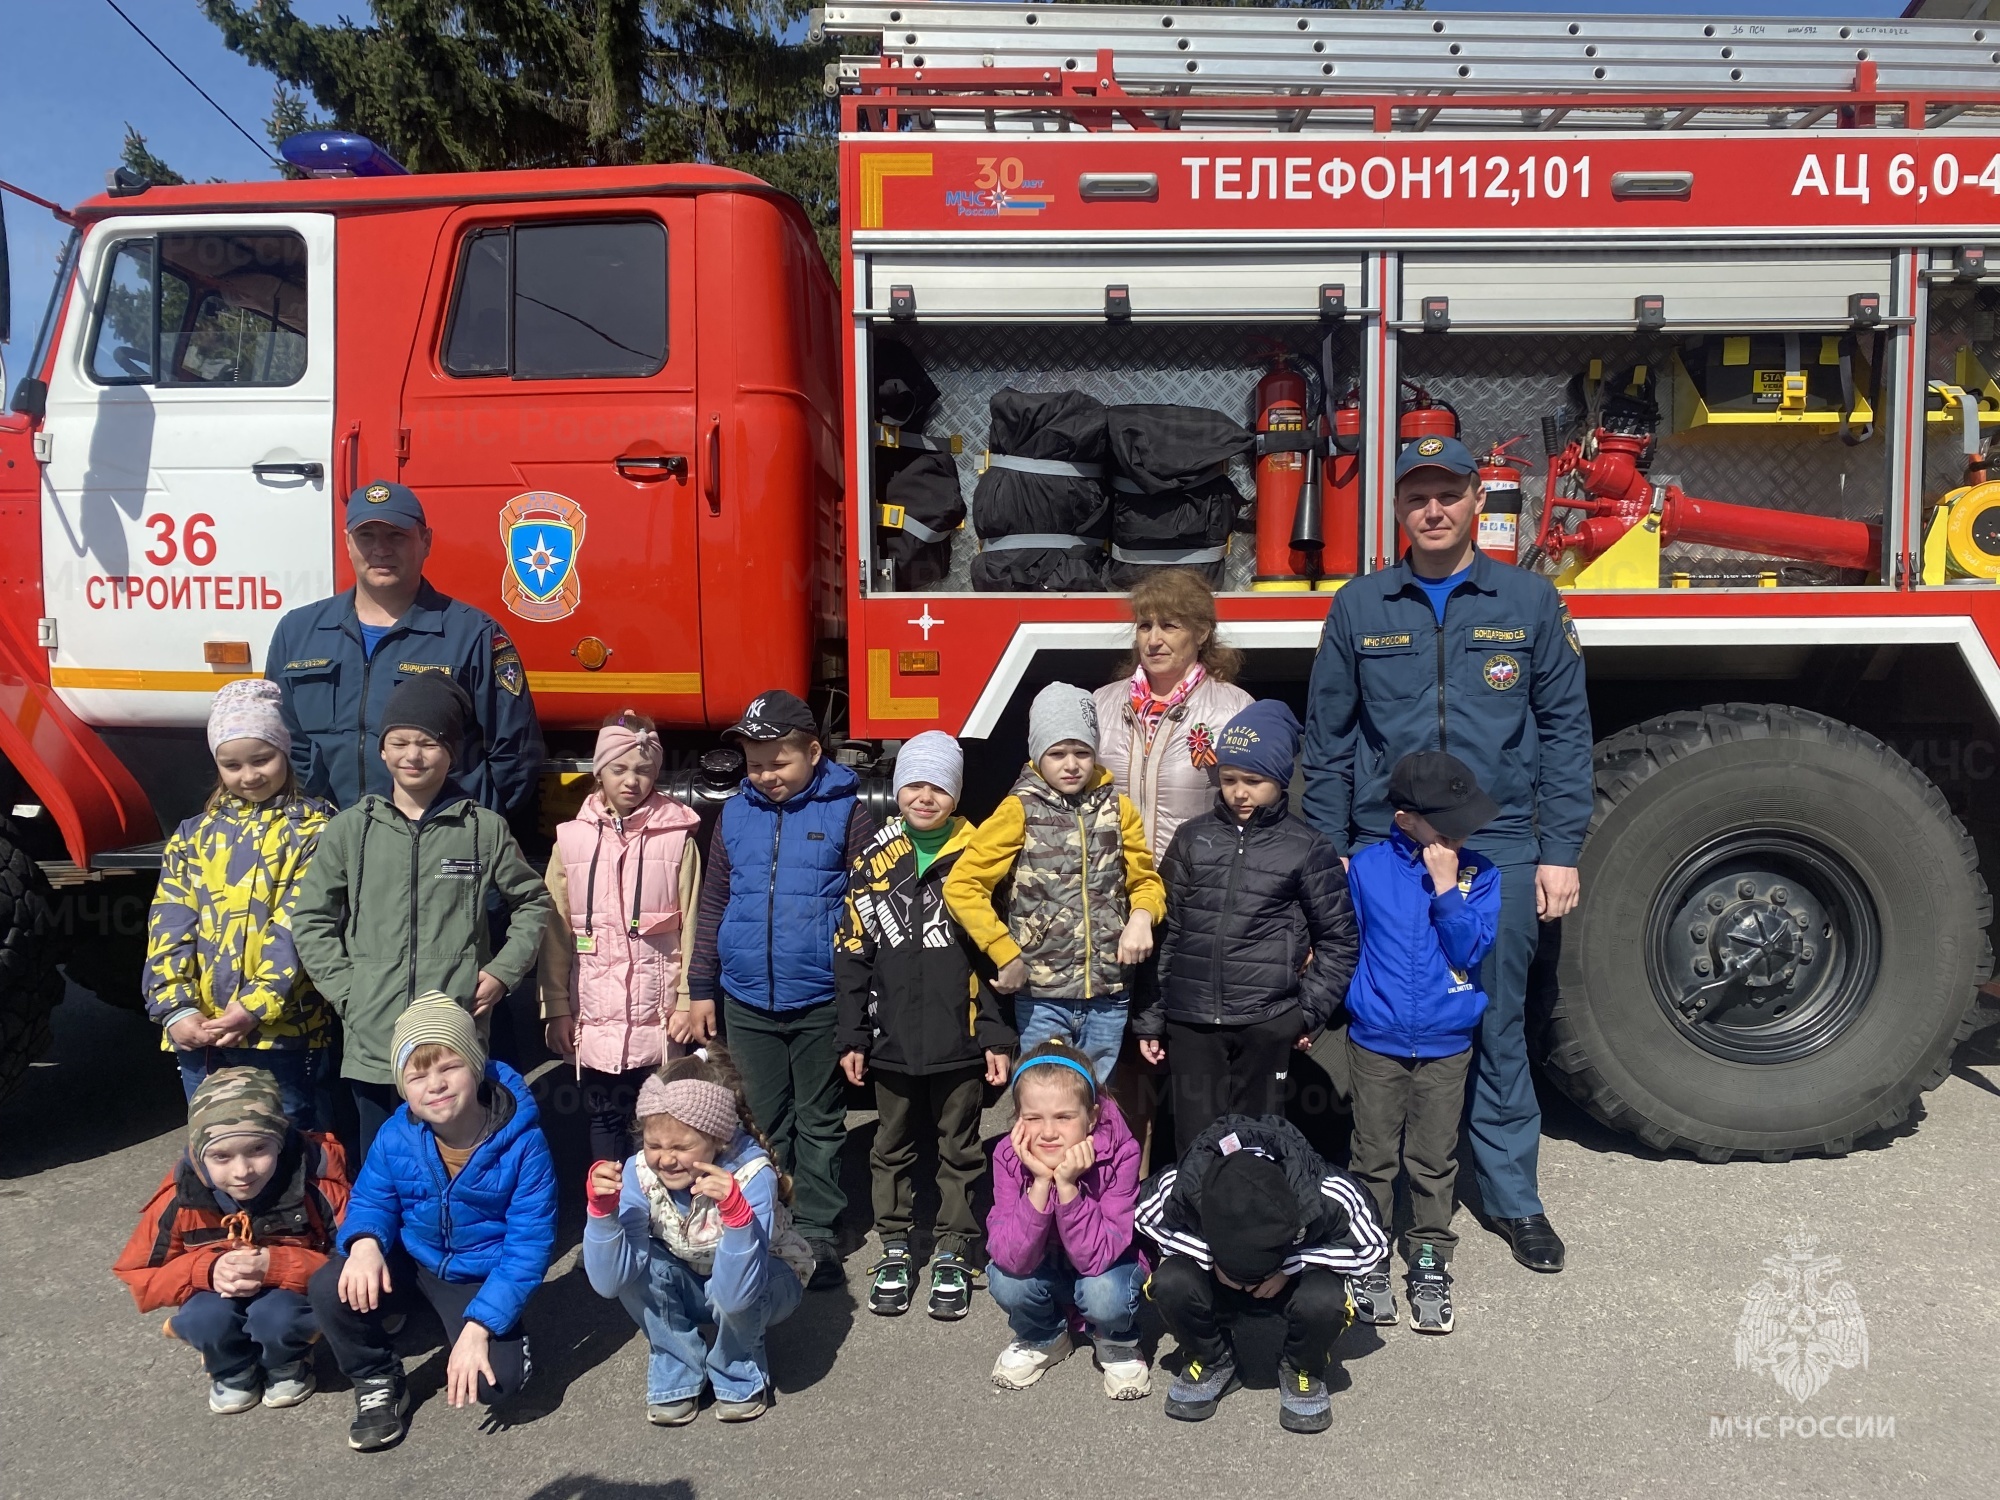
1545, 704, 1993, 1162
0, 818, 64, 1103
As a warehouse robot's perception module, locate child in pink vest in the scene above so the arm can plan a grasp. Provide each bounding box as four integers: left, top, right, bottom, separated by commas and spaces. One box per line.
542, 711, 704, 1162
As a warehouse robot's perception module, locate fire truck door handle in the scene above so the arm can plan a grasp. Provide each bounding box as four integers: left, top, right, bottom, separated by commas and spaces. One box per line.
252, 461, 324, 482
703, 416, 721, 515
340, 421, 361, 493
614, 454, 689, 480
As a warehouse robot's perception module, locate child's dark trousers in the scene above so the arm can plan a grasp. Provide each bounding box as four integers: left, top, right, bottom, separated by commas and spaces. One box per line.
1345, 1038, 1473, 1263
1147, 1254, 1351, 1378
308, 1250, 532, 1403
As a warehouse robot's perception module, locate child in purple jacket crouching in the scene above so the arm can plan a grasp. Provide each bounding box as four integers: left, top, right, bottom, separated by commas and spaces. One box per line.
985, 1040, 1150, 1401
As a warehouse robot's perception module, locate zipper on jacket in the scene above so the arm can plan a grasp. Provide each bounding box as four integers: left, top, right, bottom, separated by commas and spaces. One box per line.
1077, 808, 1093, 1000
1211, 822, 1248, 1023
356, 650, 375, 799
765, 814, 782, 1008
406, 816, 421, 1004
1434, 610, 1449, 751
427, 1139, 457, 1282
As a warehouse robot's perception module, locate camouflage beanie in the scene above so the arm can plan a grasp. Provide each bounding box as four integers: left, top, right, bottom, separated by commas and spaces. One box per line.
187, 1066, 289, 1160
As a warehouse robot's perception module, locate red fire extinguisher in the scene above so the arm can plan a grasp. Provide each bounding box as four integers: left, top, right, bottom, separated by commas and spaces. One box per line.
1253, 368, 1317, 589
1323, 393, 1362, 579
1398, 379, 1460, 443
1476, 435, 1530, 567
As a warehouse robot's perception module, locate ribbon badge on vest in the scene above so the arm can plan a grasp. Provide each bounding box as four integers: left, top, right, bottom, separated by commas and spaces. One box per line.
499, 490, 587, 622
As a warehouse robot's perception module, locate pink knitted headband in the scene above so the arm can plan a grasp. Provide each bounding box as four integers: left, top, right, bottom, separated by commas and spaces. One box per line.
594, 719, 663, 778
636, 1075, 739, 1141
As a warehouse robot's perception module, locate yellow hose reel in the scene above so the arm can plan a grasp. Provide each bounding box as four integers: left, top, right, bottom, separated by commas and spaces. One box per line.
1923, 481, 2000, 583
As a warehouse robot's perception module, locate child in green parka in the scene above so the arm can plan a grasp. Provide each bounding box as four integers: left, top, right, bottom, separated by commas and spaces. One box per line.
292, 676, 551, 1159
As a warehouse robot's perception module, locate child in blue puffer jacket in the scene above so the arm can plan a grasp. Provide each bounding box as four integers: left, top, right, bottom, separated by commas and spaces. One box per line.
686, 689, 876, 1290
583, 1050, 815, 1425
1342, 751, 1501, 1339
306, 995, 557, 1453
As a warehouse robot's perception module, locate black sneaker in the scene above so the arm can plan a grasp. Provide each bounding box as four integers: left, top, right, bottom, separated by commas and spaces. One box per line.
1408, 1244, 1455, 1334
1277, 1358, 1332, 1434
927, 1252, 971, 1321
869, 1242, 914, 1316
347, 1374, 410, 1452
1353, 1260, 1398, 1325
806, 1238, 845, 1291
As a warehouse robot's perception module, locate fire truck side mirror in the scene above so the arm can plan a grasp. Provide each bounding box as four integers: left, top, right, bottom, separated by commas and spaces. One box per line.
888, 284, 917, 321
1955, 246, 1986, 282
0, 195, 10, 347
1635, 294, 1666, 332
1105, 284, 1132, 322
1422, 296, 1450, 333
1849, 292, 1882, 328
1318, 284, 1347, 321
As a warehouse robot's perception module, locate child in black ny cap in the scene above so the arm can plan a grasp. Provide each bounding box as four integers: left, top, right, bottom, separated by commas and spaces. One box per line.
1135, 1114, 1386, 1434
1343, 750, 1503, 1336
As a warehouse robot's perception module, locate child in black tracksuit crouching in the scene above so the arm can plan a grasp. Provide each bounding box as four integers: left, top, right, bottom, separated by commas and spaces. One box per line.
1135, 1114, 1387, 1435
1133, 700, 1357, 1157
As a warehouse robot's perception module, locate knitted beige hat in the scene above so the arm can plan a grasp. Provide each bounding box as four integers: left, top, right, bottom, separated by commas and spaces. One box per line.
390, 992, 486, 1095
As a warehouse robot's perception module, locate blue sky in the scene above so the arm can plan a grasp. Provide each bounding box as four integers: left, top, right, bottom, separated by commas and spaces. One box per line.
1, 0, 1911, 365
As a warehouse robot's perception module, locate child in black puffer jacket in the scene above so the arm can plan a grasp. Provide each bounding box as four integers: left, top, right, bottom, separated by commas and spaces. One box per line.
1133, 701, 1357, 1156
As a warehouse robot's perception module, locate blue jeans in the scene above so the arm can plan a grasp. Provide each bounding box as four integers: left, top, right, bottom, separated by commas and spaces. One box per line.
1013, 997, 1129, 1083
1467, 861, 1545, 1220
618, 1241, 803, 1404
170, 1288, 316, 1382
174, 1046, 324, 1133
986, 1251, 1146, 1345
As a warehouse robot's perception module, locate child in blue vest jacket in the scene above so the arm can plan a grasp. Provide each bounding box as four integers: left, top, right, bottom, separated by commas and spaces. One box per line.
306, 995, 557, 1452
1342, 751, 1501, 1339
687, 690, 876, 1290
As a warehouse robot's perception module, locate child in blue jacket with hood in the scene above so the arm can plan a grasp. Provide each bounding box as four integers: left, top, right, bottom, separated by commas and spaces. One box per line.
1343, 751, 1501, 1338
583, 1050, 815, 1425
306, 994, 557, 1453
687, 690, 876, 1289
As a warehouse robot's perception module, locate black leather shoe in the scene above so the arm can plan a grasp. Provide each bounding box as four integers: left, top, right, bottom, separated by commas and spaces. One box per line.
1495, 1214, 1566, 1272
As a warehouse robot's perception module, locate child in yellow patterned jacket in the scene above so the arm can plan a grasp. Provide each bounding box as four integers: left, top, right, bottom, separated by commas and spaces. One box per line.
144, 679, 335, 1127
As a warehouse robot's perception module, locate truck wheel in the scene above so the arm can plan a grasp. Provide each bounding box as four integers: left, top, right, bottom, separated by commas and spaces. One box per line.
1545, 704, 1993, 1162
0, 818, 64, 1103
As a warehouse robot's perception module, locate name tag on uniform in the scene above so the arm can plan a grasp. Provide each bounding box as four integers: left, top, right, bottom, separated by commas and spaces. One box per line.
398, 662, 453, 677
1471, 626, 1527, 644
574, 933, 596, 955
1360, 632, 1413, 649
438, 858, 480, 880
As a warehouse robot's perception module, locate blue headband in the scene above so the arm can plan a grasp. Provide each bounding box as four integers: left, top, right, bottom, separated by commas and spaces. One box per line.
1011, 1053, 1097, 1097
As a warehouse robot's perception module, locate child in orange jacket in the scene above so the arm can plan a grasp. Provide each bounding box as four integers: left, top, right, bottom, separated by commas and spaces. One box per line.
114, 1067, 350, 1416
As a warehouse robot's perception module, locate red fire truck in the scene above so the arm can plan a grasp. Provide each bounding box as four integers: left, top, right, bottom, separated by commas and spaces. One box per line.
4, 5, 1998, 1165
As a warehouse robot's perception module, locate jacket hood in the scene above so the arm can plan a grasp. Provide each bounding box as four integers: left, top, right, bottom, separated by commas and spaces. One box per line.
1013, 760, 1114, 805
186, 1126, 307, 1211
358, 780, 477, 827
475, 1060, 537, 1147
864, 813, 975, 865
202, 792, 329, 829
1204, 796, 1292, 832
577, 789, 701, 834
1174, 1114, 1334, 1237
741, 755, 860, 812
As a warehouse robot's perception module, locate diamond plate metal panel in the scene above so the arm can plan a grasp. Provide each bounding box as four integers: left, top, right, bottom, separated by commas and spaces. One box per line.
1924, 284, 2000, 505
884, 322, 1350, 593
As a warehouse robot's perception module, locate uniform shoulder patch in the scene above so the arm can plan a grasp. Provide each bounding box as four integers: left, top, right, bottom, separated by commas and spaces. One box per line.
492, 635, 525, 697
1560, 604, 1583, 656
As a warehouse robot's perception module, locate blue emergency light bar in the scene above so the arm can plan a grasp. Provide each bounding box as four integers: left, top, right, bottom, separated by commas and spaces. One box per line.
279, 132, 408, 178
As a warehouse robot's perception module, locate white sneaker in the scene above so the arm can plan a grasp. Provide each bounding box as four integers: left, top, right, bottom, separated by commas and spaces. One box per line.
261, 1362, 316, 1408
209, 1376, 261, 1415
1097, 1345, 1152, 1401
991, 1332, 1073, 1390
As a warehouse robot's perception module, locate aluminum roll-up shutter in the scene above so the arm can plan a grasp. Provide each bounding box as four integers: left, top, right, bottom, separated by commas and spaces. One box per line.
859, 250, 1366, 320
1401, 250, 1893, 328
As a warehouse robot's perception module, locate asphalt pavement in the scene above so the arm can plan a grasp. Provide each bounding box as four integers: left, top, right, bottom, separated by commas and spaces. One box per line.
3, 984, 1996, 1500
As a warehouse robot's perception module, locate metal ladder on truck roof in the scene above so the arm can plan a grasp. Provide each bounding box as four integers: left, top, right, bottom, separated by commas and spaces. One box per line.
813, 2, 2000, 133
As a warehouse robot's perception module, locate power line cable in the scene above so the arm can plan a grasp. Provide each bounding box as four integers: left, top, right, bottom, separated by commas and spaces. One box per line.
102, 0, 282, 169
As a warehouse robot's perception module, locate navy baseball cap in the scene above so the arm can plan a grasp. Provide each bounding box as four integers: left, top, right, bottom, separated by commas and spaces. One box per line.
1393, 434, 1479, 483
345, 479, 427, 532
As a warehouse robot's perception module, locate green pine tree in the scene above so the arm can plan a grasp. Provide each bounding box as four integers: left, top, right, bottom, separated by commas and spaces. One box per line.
119, 126, 189, 187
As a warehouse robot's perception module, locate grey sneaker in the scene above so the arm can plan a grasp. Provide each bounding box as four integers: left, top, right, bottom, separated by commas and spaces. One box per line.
1353, 1261, 1398, 1325
991, 1331, 1073, 1390
1408, 1249, 1455, 1335
713, 1387, 769, 1422
1094, 1338, 1152, 1400
647, 1398, 699, 1426
260, 1361, 315, 1408
209, 1374, 261, 1415
1163, 1354, 1240, 1422
1277, 1358, 1332, 1434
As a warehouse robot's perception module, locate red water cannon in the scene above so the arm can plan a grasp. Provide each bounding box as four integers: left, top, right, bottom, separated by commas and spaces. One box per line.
1534, 369, 1882, 575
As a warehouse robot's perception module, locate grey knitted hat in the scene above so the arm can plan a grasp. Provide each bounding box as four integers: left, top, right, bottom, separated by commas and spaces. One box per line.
1028, 683, 1099, 764
893, 730, 964, 800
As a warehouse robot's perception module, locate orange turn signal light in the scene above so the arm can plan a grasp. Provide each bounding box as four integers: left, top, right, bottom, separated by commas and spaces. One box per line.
898, 650, 941, 675
572, 636, 612, 671
204, 641, 252, 666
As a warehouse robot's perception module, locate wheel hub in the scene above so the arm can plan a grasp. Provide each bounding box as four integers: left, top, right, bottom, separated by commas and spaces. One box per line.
1645, 832, 1878, 1063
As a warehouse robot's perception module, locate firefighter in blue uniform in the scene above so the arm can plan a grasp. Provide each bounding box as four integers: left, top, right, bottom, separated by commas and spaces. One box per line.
265, 481, 543, 815
1301, 435, 1592, 1274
